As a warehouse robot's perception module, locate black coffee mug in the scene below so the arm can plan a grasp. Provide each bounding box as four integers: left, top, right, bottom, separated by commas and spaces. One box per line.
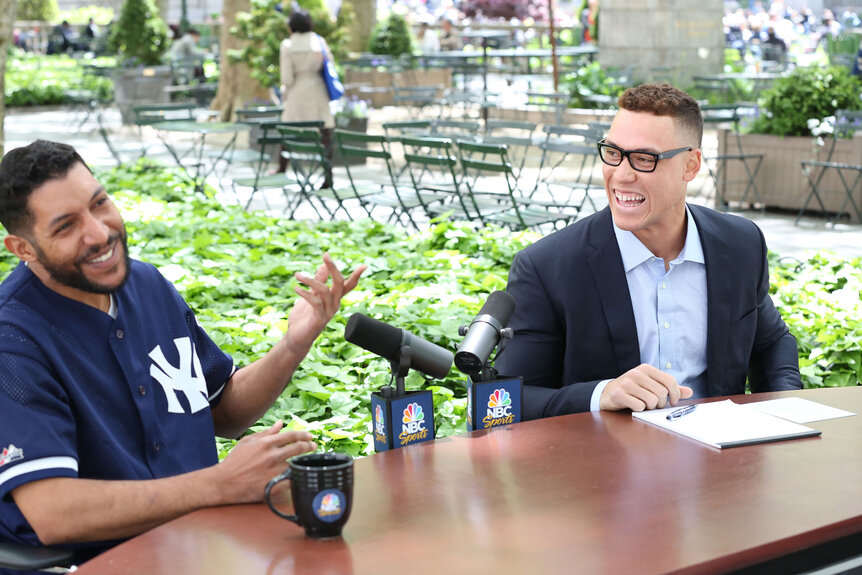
265, 452, 354, 538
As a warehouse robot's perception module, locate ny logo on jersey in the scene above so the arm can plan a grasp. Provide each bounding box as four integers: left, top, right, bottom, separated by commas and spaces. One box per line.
149, 337, 209, 414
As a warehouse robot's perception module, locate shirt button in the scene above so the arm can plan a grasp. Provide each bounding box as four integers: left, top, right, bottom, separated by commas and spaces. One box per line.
664, 322, 670, 329
115, 329, 125, 340
661, 282, 667, 289
138, 386, 147, 396
666, 362, 672, 369
153, 442, 161, 453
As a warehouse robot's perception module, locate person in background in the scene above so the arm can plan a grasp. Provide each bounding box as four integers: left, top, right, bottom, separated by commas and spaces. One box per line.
495, 83, 801, 420
416, 21, 441, 53
278, 8, 336, 187
439, 17, 461, 51
0, 140, 365, 565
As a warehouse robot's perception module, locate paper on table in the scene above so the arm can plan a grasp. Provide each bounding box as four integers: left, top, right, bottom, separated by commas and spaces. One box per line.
632, 399, 821, 449
746, 397, 856, 424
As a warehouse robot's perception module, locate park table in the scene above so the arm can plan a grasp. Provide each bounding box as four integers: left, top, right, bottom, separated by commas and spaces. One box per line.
152, 120, 251, 192
74, 386, 862, 575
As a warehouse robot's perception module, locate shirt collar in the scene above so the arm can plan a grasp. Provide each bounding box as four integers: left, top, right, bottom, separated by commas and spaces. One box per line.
612, 205, 705, 272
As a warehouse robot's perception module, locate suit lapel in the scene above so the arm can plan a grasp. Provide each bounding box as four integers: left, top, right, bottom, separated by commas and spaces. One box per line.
586, 209, 641, 373
690, 205, 733, 396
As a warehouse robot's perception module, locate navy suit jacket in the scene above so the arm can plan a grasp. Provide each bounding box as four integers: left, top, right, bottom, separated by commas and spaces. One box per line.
494, 205, 802, 420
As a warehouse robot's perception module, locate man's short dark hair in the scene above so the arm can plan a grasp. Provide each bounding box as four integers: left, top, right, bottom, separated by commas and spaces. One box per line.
0, 140, 89, 235
289, 9, 314, 34
617, 83, 703, 148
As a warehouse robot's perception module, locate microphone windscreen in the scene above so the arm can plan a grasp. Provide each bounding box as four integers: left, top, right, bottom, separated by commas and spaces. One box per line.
344, 313, 403, 362
479, 291, 516, 326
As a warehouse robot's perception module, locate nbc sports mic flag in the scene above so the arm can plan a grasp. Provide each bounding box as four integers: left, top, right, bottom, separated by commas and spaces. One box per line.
466, 377, 523, 431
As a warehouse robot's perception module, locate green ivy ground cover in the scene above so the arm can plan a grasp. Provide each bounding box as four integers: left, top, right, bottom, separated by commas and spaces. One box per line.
0, 161, 858, 458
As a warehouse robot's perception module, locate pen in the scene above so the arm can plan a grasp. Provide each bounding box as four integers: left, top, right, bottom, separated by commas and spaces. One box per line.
666, 405, 697, 421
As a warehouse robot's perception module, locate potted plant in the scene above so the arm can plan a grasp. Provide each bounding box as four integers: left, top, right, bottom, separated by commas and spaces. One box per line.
106, 0, 172, 124
716, 66, 862, 215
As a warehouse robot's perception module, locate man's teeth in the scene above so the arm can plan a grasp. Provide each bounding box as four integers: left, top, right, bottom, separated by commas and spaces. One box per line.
89, 247, 114, 264
616, 193, 645, 203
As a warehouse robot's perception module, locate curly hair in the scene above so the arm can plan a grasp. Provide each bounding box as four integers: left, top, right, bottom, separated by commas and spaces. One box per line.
617, 83, 703, 148
0, 140, 89, 236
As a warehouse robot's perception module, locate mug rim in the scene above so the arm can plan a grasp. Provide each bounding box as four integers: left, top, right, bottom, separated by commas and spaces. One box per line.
290, 452, 353, 471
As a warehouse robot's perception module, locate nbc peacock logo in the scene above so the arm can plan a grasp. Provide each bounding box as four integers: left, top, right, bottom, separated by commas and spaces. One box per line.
318, 492, 341, 515
374, 404, 385, 435
402, 403, 424, 432
487, 389, 512, 419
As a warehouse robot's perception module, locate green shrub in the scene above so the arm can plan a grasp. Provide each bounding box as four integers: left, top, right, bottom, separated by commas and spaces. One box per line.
5, 53, 114, 107
564, 61, 626, 108
367, 12, 413, 57
0, 160, 857, 457
230, 0, 353, 90
106, 0, 169, 66
56, 5, 113, 25
749, 66, 862, 137
16, 0, 58, 22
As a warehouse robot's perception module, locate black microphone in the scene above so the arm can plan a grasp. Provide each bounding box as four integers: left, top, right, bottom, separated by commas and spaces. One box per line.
344, 313, 453, 380
454, 290, 516, 374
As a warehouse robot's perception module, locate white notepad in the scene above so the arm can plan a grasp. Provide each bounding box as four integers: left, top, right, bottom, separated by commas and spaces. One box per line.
632, 399, 822, 449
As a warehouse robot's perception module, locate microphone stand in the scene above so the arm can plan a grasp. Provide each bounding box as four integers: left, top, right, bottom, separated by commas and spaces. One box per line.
386, 346, 412, 397
473, 327, 513, 382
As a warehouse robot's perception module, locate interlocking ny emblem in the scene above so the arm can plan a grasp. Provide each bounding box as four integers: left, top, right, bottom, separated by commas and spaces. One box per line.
149, 337, 208, 414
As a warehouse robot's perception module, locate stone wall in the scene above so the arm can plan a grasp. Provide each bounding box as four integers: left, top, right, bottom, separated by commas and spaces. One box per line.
598, 0, 725, 88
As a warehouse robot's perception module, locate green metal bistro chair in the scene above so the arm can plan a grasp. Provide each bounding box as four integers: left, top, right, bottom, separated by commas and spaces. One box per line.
796, 109, 862, 225
456, 140, 575, 231
228, 120, 322, 212
334, 129, 447, 230
700, 104, 764, 210
399, 136, 478, 223
531, 124, 607, 221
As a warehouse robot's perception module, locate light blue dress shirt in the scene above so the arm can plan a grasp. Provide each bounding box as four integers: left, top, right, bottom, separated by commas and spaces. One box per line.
590, 208, 708, 410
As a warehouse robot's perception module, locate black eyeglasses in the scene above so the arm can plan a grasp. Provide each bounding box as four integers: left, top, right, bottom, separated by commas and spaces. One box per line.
596, 140, 692, 173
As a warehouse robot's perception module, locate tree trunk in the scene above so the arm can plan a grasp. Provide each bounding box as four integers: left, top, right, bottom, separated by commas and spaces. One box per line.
345, 0, 375, 53
0, 0, 16, 156
211, 0, 270, 121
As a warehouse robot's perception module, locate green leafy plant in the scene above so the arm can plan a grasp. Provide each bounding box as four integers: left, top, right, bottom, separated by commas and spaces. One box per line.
0, 160, 858, 458
564, 61, 627, 108
106, 0, 169, 66
56, 5, 113, 25
16, 0, 59, 22
749, 66, 862, 137
367, 12, 413, 57
5, 53, 114, 107
230, 0, 354, 90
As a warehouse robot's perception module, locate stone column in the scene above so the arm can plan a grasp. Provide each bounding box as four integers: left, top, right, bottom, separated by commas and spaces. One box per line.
598, 0, 724, 88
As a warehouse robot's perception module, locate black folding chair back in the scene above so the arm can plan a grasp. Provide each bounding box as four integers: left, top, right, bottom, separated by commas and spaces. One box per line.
0, 541, 75, 573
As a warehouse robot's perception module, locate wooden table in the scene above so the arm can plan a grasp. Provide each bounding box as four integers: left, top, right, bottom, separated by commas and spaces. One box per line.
74, 387, 862, 575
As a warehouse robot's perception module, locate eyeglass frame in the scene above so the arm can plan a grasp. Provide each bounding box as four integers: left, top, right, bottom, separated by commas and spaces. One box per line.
596, 139, 692, 173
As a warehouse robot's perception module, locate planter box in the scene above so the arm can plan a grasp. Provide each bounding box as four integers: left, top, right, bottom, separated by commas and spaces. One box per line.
342, 67, 452, 108
717, 129, 862, 220
111, 66, 173, 125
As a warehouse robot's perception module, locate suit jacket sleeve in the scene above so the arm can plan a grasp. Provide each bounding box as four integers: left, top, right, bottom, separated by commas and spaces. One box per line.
496, 249, 603, 419
747, 225, 802, 392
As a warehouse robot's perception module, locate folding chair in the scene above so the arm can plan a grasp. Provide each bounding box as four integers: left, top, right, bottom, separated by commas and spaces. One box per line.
334, 129, 447, 230
481, 119, 538, 183
228, 120, 322, 212
456, 140, 575, 231
701, 104, 764, 210
399, 136, 477, 223
796, 109, 862, 225
278, 125, 374, 221
391, 84, 442, 119
523, 91, 569, 124
430, 119, 482, 142
530, 124, 608, 221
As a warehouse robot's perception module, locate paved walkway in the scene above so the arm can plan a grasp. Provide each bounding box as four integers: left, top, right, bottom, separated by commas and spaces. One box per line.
5, 104, 862, 261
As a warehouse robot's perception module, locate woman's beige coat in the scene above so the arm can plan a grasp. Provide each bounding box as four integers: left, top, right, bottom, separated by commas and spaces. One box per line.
279, 31, 335, 128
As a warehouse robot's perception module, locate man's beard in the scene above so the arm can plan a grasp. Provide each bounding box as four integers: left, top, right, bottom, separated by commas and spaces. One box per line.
33, 230, 131, 295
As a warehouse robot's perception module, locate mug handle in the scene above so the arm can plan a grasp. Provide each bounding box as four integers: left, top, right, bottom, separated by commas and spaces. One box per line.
264, 470, 299, 524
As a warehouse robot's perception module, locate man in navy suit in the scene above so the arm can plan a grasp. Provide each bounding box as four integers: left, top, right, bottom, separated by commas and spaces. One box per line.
495, 83, 801, 420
